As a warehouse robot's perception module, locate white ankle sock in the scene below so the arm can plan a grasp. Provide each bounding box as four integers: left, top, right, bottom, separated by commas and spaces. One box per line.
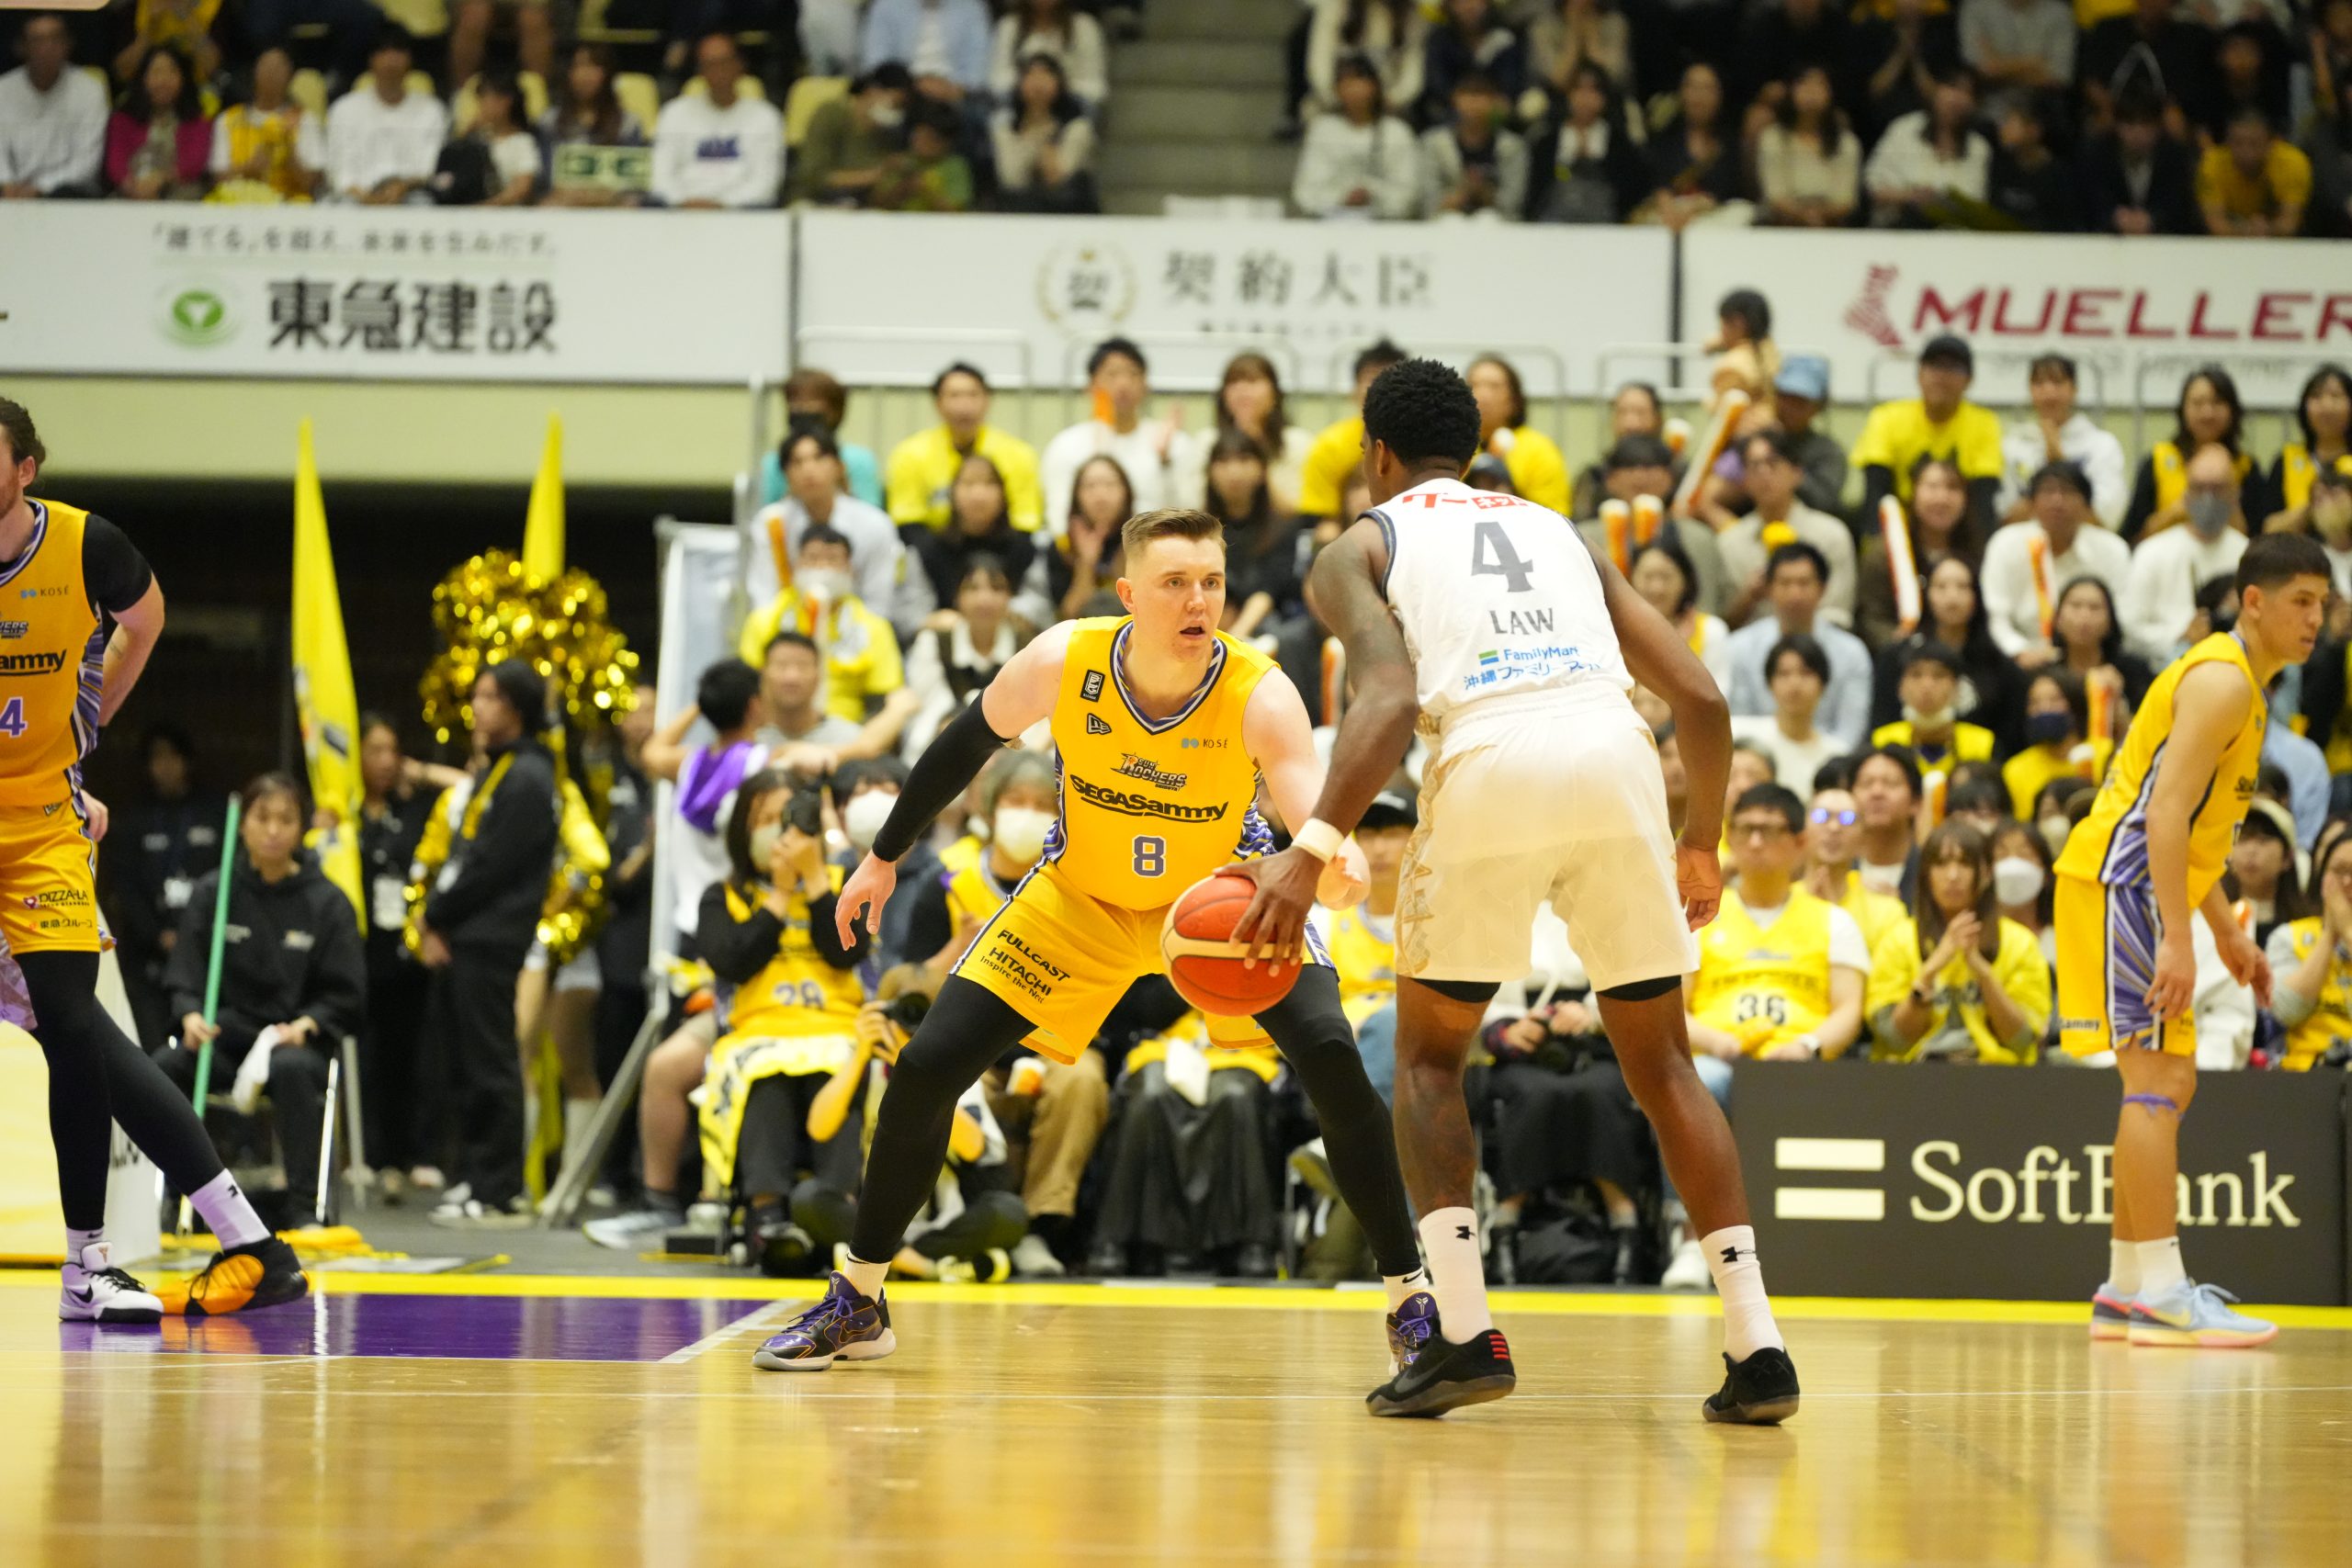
2109, 1239, 2142, 1295
1383, 1265, 1431, 1313
63, 1226, 102, 1277
563, 1097, 599, 1163
191, 1170, 271, 1250
1417, 1209, 1491, 1343
1702, 1225, 1786, 1361
842, 1254, 888, 1301
2135, 1236, 2186, 1297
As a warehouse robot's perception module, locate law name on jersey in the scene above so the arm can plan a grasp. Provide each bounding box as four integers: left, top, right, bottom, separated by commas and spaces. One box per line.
1067, 773, 1229, 822
1461, 642, 1609, 695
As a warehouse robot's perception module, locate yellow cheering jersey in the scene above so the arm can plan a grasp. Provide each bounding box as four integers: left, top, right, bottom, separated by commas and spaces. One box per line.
1043, 617, 1278, 909
2271, 919, 2352, 1070
1326, 903, 1396, 1027
0, 502, 110, 805
1690, 887, 1835, 1054
953, 617, 1306, 1063
718, 874, 865, 1041
2054, 633, 2264, 907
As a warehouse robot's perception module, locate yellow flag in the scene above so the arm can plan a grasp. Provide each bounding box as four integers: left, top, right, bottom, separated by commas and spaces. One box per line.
292, 420, 367, 931
523, 412, 563, 580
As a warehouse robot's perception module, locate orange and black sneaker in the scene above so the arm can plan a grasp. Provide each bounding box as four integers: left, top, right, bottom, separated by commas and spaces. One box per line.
159, 1236, 311, 1317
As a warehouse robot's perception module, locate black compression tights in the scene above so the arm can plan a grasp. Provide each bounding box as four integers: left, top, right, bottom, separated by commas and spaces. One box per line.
18, 951, 225, 1230
849, 969, 1421, 1279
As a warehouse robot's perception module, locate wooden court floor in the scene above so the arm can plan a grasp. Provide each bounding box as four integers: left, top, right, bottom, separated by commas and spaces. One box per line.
1, 1275, 2347, 1568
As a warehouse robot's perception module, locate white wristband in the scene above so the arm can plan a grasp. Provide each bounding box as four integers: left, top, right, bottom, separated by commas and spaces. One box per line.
1293, 818, 1344, 863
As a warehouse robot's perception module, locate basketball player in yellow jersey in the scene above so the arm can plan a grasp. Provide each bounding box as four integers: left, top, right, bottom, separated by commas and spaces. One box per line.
0, 398, 308, 1323
750, 508, 1428, 1373
2055, 533, 2330, 1349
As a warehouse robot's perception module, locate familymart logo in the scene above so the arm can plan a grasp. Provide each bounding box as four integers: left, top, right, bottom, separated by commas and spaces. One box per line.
1772, 1137, 2299, 1229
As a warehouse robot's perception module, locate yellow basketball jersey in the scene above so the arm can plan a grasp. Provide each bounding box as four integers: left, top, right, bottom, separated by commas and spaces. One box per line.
1045, 617, 1278, 910
717, 876, 865, 1039
1327, 903, 1396, 1026
1690, 887, 1835, 1051
0, 502, 108, 807
944, 857, 1017, 935
2275, 918, 2352, 1070
2054, 633, 2264, 906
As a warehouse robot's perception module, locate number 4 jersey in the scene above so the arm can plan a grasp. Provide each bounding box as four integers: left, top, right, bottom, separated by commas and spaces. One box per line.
1043, 616, 1278, 910
1365, 477, 1630, 727
0, 500, 154, 804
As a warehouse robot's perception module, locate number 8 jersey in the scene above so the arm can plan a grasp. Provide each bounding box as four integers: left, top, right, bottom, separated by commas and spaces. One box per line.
1044, 616, 1278, 910
1364, 477, 1630, 726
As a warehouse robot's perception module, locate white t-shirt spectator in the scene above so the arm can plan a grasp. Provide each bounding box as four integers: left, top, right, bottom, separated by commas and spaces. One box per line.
745, 496, 934, 639
1293, 113, 1421, 220
651, 91, 785, 209
670, 740, 770, 940
1864, 112, 1990, 204
1996, 413, 2129, 530
0, 62, 110, 193
1037, 419, 1191, 535
1729, 716, 1851, 799
989, 12, 1108, 106
2122, 526, 2247, 667
1979, 520, 2132, 654
325, 85, 449, 198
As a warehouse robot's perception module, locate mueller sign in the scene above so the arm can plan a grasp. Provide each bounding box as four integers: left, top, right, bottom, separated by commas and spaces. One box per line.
1730, 1065, 2346, 1303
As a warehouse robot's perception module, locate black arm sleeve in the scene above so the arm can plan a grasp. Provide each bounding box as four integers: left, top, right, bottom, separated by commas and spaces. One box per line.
424, 750, 560, 931
81, 514, 154, 615
695, 880, 788, 985
871, 698, 1010, 863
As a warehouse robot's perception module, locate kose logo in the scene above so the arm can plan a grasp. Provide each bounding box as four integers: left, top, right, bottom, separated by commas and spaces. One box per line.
1773, 1137, 2298, 1230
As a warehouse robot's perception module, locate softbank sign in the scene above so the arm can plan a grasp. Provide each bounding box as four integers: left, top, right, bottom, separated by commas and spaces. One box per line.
1773, 1137, 2300, 1230
1731, 1067, 2346, 1304
1681, 231, 2350, 410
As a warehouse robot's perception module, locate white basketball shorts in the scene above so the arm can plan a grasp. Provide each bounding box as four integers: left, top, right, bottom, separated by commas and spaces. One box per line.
1396, 689, 1698, 992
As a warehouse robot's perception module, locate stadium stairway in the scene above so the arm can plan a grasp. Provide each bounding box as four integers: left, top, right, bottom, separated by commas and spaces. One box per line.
1097, 0, 1296, 216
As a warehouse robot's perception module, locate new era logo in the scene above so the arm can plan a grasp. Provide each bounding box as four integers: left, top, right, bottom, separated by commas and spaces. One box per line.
1772, 1136, 1886, 1222
1086, 714, 1113, 736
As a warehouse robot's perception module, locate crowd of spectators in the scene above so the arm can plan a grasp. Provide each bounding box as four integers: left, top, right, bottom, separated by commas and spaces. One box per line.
0, 1, 1126, 209
1284, 0, 2352, 234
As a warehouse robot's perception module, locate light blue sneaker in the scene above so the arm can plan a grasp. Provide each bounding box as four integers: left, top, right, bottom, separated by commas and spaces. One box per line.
2127, 1280, 2278, 1348
2088, 1282, 2134, 1341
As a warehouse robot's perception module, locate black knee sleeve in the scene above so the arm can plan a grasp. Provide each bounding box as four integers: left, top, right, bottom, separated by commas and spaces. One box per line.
1599, 972, 1683, 1002
1409, 976, 1502, 1006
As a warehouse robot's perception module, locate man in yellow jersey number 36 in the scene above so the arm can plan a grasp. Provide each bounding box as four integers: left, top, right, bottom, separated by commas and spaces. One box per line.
0, 398, 309, 1324
2055, 533, 2331, 1348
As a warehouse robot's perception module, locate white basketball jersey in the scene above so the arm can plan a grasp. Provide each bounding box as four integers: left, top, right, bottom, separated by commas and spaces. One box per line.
1367, 478, 1630, 722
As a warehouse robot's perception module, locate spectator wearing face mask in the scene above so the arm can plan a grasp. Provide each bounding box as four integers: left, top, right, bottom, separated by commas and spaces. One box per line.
1866, 822, 2051, 1066
2003, 669, 2110, 821
749, 424, 933, 642
1987, 818, 2054, 964
830, 759, 928, 969
739, 525, 911, 728
1871, 643, 1995, 772
2120, 445, 2249, 666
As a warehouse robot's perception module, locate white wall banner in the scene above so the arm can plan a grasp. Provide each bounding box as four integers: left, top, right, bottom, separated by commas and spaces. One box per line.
1682, 230, 2352, 411
0, 205, 790, 384
797, 210, 1675, 397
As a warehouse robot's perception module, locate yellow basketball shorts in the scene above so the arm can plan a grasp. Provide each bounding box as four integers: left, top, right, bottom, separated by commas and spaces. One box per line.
0, 794, 104, 956
2055, 874, 2193, 1059
952, 858, 1328, 1063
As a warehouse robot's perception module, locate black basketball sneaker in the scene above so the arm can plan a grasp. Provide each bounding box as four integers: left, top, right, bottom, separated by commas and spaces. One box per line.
1702, 1347, 1802, 1425
1366, 1324, 1515, 1418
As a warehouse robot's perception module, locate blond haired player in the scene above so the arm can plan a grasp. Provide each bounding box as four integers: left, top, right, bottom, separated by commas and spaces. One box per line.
750, 508, 1429, 1374
2059, 534, 2331, 1348
0, 396, 307, 1322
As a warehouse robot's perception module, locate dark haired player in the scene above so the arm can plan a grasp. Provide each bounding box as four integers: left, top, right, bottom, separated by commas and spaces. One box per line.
0, 395, 307, 1322
1228, 361, 1799, 1422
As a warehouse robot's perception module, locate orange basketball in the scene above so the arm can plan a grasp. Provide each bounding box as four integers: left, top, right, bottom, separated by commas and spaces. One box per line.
1159, 873, 1301, 1016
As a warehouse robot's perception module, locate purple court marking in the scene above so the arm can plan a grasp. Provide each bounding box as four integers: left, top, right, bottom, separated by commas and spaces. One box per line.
59, 1293, 776, 1362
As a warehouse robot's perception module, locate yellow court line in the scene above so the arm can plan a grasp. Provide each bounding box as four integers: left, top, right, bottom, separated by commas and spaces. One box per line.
6, 1266, 2344, 1329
